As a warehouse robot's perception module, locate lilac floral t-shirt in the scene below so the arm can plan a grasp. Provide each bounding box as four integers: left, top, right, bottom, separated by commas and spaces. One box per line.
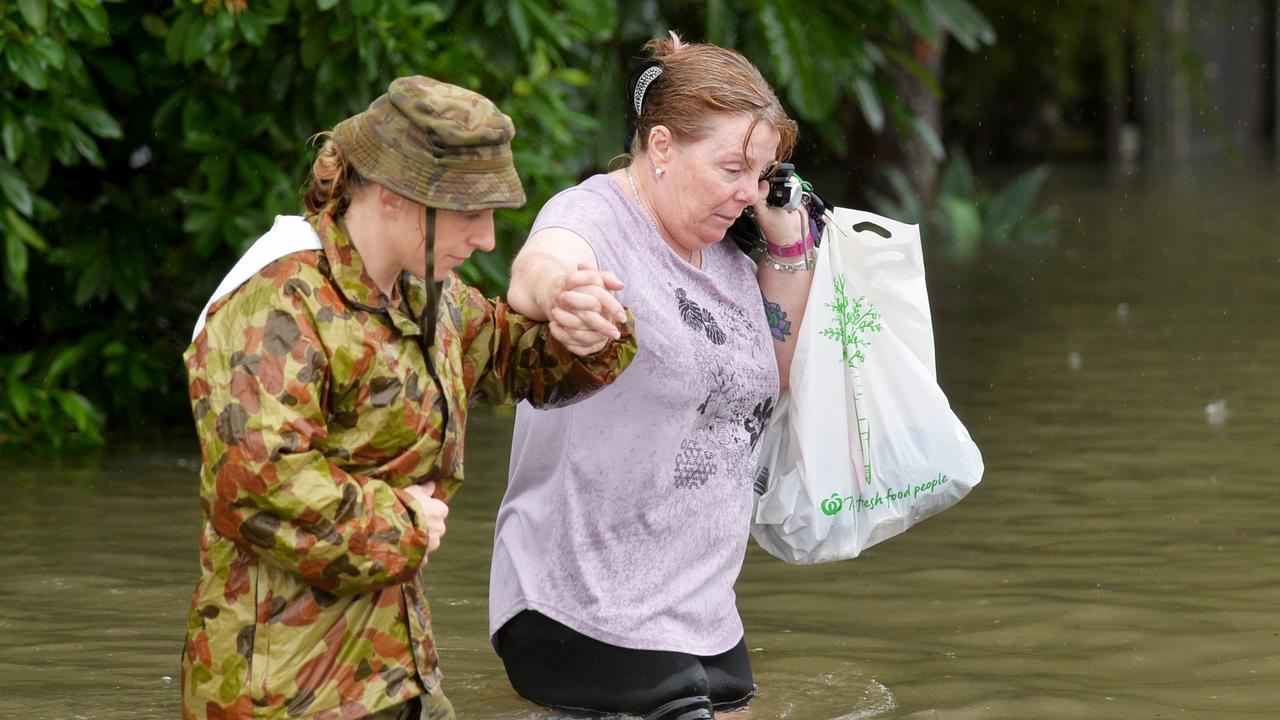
488, 174, 779, 655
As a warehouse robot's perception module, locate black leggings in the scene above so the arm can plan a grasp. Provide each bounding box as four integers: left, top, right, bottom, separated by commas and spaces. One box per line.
495, 610, 755, 719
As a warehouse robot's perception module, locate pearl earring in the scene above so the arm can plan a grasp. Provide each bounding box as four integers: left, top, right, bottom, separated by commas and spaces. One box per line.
654, 166, 665, 178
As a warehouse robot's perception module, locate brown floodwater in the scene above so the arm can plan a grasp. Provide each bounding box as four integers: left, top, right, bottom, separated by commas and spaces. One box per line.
1, 163, 1277, 718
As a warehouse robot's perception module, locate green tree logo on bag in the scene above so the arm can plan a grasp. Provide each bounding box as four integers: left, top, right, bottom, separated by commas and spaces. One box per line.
821, 275, 882, 367
821, 274, 882, 485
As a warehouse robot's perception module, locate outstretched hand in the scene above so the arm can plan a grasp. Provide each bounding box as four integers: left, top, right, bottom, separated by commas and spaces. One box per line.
546, 262, 628, 356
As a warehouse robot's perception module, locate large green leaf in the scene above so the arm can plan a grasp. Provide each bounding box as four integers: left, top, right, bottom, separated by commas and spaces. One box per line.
65, 101, 123, 139
17, 0, 49, 35
925, 0, 996, 51
52, 389, 103, 442
164, 11, 197, 63
936, 193, 982, 249
985, 164, 1050, 242
30, 36, 65, 69
911, 114, 945, 161
3, 207, 46, 249
12, 354, 35, 381
3, 230, 29, 298
7, 376, 33, 421
41, 340, 85, 386
881, 46, 943, 97
560, 0, 616, 39
754, 0, 796, 85
894, 0, 943, 45
65, 123, 103, 167
853, 77, 885, 132
238, 10, 271, 44
183, 15, 218, 66
5, 45, 50, 90
505, 0, 532, 50
73, 257, 107, 306
74, 1, 110, 36
0, 163, 34, 217
140, 13, 168, 38
1, 110, 24, 162
522, 1, 574, 48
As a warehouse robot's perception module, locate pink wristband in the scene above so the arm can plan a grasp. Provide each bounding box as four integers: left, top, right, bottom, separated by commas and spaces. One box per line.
767, 225, 817, 258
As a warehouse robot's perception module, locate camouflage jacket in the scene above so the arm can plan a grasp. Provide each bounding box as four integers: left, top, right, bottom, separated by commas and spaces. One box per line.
182, 210, 635, 719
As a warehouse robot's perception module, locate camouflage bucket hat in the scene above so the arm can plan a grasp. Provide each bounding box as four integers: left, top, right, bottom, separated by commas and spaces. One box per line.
333, 76, 525, 211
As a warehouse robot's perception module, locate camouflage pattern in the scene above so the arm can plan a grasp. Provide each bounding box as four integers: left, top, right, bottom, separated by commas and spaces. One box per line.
181, 205, 635, 719
334, 76, 525, 212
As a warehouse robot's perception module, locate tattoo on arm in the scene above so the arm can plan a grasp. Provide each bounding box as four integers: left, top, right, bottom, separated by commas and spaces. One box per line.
764, 298, 792, 342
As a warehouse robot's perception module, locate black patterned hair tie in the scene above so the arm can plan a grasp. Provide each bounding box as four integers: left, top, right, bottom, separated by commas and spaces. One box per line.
624, 58, 664, 151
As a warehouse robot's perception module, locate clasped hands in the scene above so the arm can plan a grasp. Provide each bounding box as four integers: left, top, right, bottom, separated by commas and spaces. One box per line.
542, 262, 628, 356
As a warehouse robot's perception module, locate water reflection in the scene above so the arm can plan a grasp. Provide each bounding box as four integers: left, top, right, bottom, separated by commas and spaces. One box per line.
1, 163, 1277, 718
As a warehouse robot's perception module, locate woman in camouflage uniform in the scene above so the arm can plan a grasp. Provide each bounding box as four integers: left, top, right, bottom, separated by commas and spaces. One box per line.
182, 76, 635, 720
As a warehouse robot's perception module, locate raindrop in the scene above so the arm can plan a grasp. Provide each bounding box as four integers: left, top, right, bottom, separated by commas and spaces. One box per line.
129, 145, 153, 169
1067, 351, 1082, 371
1205, 399, 1228, 426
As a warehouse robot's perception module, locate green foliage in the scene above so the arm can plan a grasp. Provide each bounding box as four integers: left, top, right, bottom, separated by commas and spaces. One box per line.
1, 0, 1005, 452
868, 154, 1056, 262
1, 349, 104, 451
145, 0, 613, 287
2, 0, 116, 307
942, 0, 1185, 159
1, 0, 618, 452
1, 0, 122, 449
642, 0, 994, 158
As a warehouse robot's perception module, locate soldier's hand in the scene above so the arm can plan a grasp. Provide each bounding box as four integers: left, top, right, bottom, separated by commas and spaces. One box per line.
403, 482, 448, 561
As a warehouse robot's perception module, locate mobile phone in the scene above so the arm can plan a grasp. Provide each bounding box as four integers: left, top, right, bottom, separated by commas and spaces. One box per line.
764, 163, 803, 211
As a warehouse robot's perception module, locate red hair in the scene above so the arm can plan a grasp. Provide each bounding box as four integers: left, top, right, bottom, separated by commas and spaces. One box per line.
630, 32, 797, 166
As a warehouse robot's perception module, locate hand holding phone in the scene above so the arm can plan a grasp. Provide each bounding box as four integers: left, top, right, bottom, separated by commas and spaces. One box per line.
727, 163, 823, 254
763, 163, 803, 211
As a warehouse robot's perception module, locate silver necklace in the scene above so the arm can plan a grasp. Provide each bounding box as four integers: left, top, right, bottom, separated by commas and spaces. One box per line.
624, 165, 696, 265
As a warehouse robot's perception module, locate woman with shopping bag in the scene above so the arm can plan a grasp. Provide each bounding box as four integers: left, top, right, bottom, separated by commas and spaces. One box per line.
487, 33, 821, 719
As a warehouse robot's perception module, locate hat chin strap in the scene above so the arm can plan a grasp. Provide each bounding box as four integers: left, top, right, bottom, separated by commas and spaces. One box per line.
420, 207, 450, 446
423, 207, 437, 349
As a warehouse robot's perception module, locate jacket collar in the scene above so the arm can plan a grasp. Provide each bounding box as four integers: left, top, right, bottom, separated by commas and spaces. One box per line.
309, 207, 431, 337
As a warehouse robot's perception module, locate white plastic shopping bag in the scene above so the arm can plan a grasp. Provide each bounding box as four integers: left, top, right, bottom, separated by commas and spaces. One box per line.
751, 207, 983, 564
